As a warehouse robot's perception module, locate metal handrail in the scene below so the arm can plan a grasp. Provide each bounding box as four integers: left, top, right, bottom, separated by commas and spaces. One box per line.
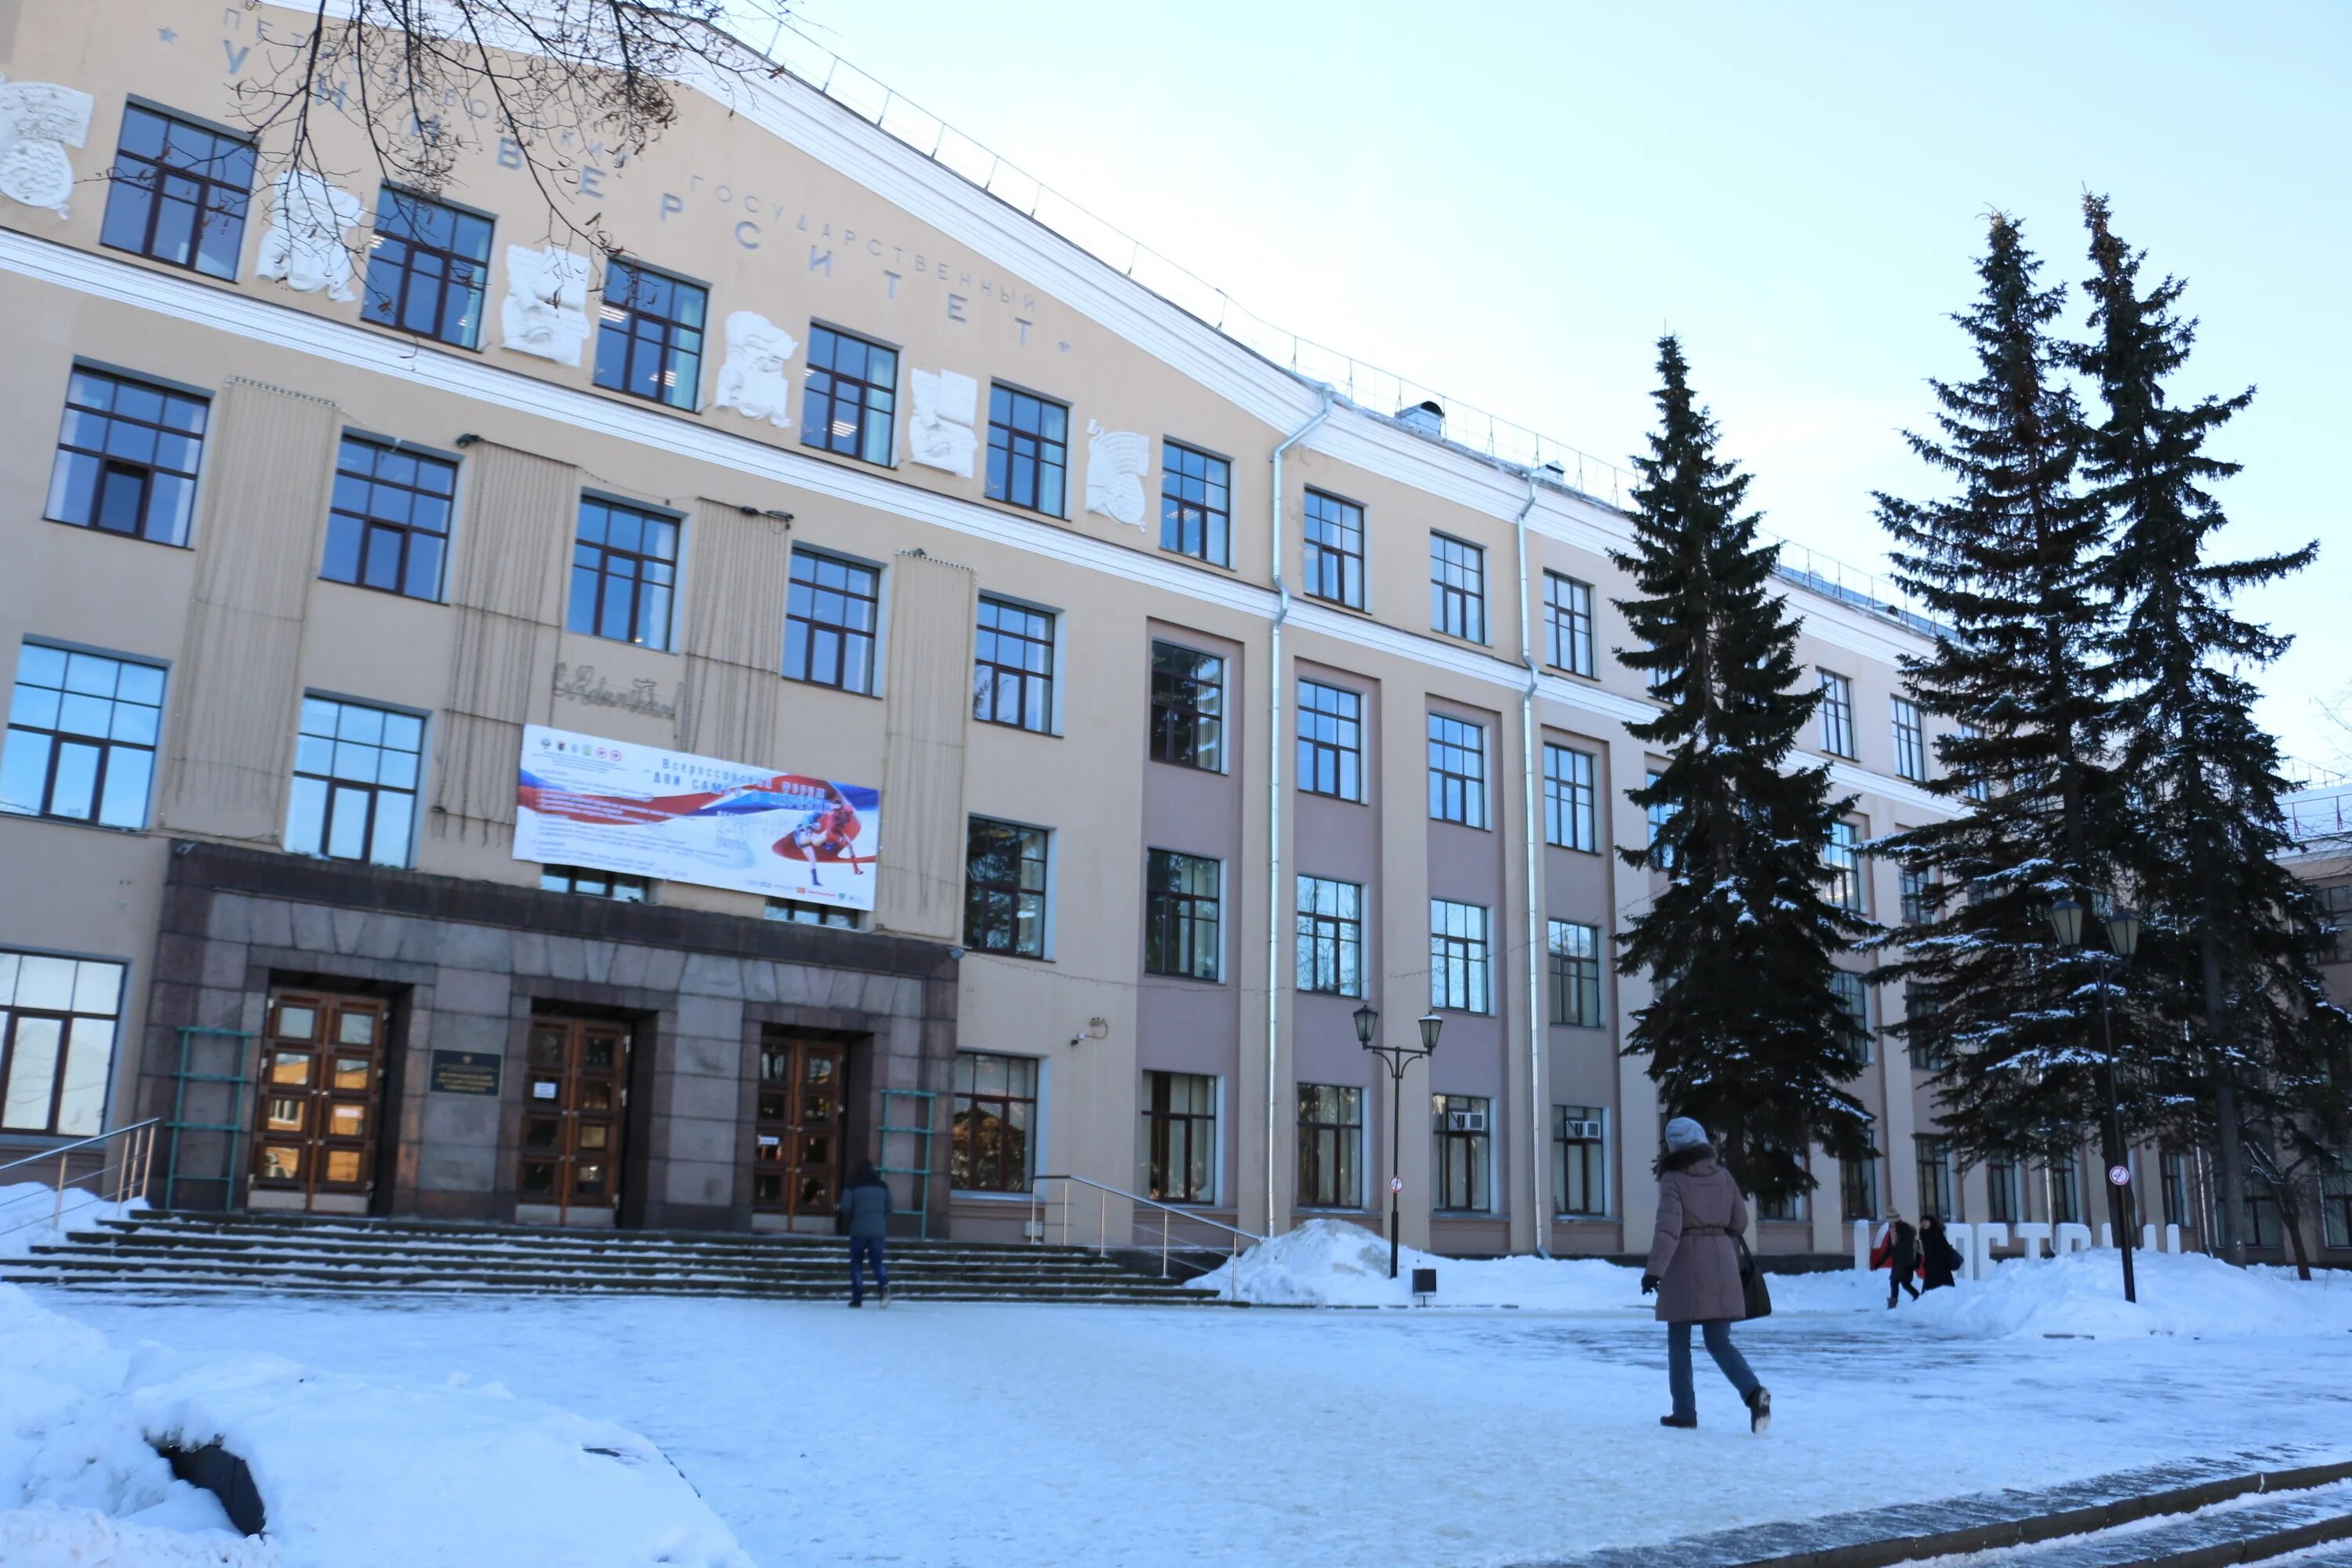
1027, 1174, 1265, 1300
0, 1117, 160, 1240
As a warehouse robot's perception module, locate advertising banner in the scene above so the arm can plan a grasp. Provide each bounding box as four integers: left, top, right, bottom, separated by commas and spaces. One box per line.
513, 724, 880, 909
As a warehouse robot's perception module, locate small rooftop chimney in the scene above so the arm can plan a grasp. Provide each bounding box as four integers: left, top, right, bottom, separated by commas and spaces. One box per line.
1395, 399, 1444, 439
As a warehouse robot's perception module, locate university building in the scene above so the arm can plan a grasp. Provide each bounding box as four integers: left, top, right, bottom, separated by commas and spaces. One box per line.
1, 0, 2339, 1260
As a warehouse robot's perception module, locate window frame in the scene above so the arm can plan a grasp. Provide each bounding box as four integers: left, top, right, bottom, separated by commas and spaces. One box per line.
1916, 1135, 1961, 1222
1159, 440, 1232, 568
98, 102, 256, 280
592, 257, 708, 411
1301, 488, 1367, 610
952, 1051, 1041, 1195
1432, 1092, 1493, 1212
0, 949, 128, 1138
784, 548, 883, 695
1841, 1145, 1882, 1225
1296, 1083, 1365, 1210
973, 594, 1057, 734
283, 694, 425, 868
568, 495, 681, 652
1429, 899, 1492, 1014
1819, 670, 1857, 758
1543, 572, 1597, 677
1552, 1104, 1608, 1217
985, 382, 1070, 517
800, 322, 900, 466
964, 817, 1051, 959
764, 897, 861, 929
1891, 696, 1927, 782
1149, 641, 1225, 772
1426, 713, 1488, 829
361, 186, 495, 349
44, 364, 210, 547
1294, 875, 1364, 997
1142, 1069, 1217, 1204
1144, 849, 1223, 982
1542, 742, 1597, 851
1, 644, 166, 832
1429, 532, 1488, 644
1547, 920, 1604, 1027
320, 434, 459, 602
1826, 819, 1867, 915
1296, 679, 1365, 803
1830, 967, 1872, 1063
539, 865, 650, 902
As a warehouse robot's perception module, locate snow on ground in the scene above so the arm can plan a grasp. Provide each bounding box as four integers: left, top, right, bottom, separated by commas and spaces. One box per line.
0, 1282, 753, 1567
34, 1276, 2352, 1568
1190, 1217, 1642, 1308
0, 1181, 145, 1260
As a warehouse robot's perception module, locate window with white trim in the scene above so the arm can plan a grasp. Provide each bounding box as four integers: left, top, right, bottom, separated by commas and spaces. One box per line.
0, 950, 124, 1136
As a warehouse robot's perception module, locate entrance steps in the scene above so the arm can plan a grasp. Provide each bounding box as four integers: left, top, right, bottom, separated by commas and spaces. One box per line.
2, 1210, 1225, 1305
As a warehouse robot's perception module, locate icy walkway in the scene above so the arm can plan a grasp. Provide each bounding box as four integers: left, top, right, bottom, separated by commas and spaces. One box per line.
34, 1287, 2352, 1567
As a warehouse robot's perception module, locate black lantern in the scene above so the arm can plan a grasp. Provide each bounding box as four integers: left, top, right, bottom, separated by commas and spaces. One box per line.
2046, 897, 2085, 948
1418, 1013, 1444, 1052
2107, 907, 2142, 959
1353, 1003, 1379, 1047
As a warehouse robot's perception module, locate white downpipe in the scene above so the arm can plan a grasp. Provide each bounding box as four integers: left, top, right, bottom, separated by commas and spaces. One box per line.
1266, 387, 1336, 1238
1513, 470, 1552, 1258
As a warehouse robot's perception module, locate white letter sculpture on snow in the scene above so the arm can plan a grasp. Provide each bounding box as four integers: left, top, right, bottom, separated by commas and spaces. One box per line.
907, 368, 979, 477
255, 170, 364, 302
501, 245, 593, 366
0, 77, 94, 217
1083, 421, 1152, 528
713, 311, 799, 428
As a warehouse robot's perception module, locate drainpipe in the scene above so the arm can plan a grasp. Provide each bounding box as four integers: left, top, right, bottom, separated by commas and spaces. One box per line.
1266, 386, 1336, 1237
1513, 469, 1552, 1258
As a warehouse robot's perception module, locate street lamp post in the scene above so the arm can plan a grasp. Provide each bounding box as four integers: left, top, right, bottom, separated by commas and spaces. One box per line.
1357, 1004, 1443, 1280
2048, 897, 2143, 1304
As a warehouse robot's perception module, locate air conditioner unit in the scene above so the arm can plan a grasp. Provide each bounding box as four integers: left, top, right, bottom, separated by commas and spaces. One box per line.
1562, 1120, 1603, 1142
1444, 1109, 1488, 1134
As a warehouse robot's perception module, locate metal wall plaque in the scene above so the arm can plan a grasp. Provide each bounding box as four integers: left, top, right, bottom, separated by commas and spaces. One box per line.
429, 1050, 502, 1097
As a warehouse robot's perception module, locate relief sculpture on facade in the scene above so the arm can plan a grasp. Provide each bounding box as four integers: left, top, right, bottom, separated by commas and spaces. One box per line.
0, 77, 95, 217
1083, 420, 1151, 528
501, 245, 593, 365
713, 310, 798, 428
255, 171, 364, 301
906, 368, 979, 477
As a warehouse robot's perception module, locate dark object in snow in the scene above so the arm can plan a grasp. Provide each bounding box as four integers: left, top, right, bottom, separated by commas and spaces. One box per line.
159, 1440, 266, 1537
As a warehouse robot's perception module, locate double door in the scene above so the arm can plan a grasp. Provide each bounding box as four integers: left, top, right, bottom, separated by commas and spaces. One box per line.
753, 1036, 844, 1229
250, 990, 387, 1214
519, 1018, 629, 1222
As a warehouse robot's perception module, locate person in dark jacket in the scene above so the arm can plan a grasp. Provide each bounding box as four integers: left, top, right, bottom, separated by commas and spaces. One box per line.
1919, 1215, 1962, 1291
1886, 1218, 1921, 1306
841, 1161, 892, 1308
1642, 1117, 1771, 1434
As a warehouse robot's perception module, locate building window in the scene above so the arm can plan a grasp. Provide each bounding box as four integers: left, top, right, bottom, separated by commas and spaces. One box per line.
1756, 1185, 1805, 1224
99, 104, 255, 279
568, 498, 678, 651
1433, 1093, 1492, 1211
285, 696, 422, 867
1297, 1083, 1363, 1210
1957, 720, 1989, 803
1430, 533, 1487, 643
1430, 900, 1491, 1014
593, 259, 706, 410
1297, 680, 1364, 802
1905, 984, 1947, 1071
2321, 1164, 2351, 1250
1543, 743, 1597, 851
1891, 697, 1926, 782
1644, 768, 1677, 870
1831, 969, 1872, 1063
1544, 573, 1596, 677
1426, 714, 1487, 829
800, 325, 898, 465
1302, 489, 1366, 610
985, 384, 1069, 516
0, 951, 125, 1136
1826, 820, 1867, 914
1294, 876, 1363, 996
1145, 851, 1221, 982
1819, 671, 1856, 758
321, 436, 456, 601
1160, 441, 1230, 567
1149, 642, 1224, 771
1548, 920, 1603, 1027
1916, 1137, 1961, 1221
541, 866, 648, 902
1842, 1145, 1881, 1225
964, 818, 1048, 958
1142, 1070, 1215, 1203
2047, 1152, 2081, 1226
2316, 884, 2351, 965
1553, 1105, 1606, 1216
2, 647, 164, 830
45, 367, 209, 546
785, 550, 880, 694
2160, 1150, 2190, 1229
362, 188, 493, 348
764, 898, 860, 928
1899, 866, 1933, 926
952, 1051, 1039, 1193
1987, 1153, 2023, 1225
972, 597, 1054, 733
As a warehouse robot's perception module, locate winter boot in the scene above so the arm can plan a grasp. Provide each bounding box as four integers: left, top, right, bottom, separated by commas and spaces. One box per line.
1658, 1415, 1697, 1430
1747, 1387, 1772, 1436
877, 1284, 890, 1309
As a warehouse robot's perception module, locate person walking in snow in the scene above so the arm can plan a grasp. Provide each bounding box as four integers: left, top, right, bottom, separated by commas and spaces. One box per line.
1919, 1216, 1961, 1292
1641, 1116, 1771, 1434
842, 1161, 892, 1308
1886, 1217, 1921, 1306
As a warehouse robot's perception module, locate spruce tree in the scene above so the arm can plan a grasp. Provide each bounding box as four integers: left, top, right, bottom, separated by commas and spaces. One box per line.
2074, 193, 2348, 1261
1874, 215, 2131, 1171
1613, 335, 1871, 1204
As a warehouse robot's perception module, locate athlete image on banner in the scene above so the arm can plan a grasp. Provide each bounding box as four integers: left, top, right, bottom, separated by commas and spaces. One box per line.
513, 724, 880, 909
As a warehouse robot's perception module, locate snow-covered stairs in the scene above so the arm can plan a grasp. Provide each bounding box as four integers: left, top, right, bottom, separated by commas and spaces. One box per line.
3, 1211, 1227, 1305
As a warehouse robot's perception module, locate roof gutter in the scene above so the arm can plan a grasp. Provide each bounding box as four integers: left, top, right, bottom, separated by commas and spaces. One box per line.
1514, 467, 1552, 1257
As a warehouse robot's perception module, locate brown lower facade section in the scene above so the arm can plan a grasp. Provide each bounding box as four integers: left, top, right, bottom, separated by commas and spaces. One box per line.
136, 841, 957, 1234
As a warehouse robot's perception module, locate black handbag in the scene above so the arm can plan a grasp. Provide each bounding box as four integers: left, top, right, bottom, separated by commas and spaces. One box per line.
1737, 1235, 1773, 1321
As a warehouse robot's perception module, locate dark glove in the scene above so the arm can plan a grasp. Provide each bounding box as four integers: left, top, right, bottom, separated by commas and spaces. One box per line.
1640, 1272, 1661, 1295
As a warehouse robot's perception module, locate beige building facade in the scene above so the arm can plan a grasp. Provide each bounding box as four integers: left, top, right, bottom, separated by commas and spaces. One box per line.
2, 0, 2294, 1261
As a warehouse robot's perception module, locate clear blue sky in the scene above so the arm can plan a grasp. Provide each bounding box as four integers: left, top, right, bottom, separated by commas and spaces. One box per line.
777, 0, 2349, 773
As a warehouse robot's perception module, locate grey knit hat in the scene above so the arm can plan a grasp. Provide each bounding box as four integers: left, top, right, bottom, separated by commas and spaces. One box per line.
1663, 1116, 1708, 1153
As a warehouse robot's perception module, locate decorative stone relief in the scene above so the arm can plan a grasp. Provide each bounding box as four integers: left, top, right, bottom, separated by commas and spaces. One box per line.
500, 245, 593, 366
0, 76, 96, 218
1083, 421, 1151, 528
713, 310, 797, 428
255, 170, 364, 301
906, 368, 979, 477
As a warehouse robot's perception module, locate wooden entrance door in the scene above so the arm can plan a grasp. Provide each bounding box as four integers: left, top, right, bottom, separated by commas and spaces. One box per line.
250, 991, 388, 1214
753, 1037, 845, 1228
519, 1018, 629, 1221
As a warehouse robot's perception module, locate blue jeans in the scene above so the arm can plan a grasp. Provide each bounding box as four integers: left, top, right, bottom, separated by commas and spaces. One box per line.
850, 1236, 887, 1303
1668, 1319, 1760, 1421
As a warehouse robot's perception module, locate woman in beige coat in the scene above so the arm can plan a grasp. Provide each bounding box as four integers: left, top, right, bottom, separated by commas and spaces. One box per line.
1641, 1116, 1772, 1433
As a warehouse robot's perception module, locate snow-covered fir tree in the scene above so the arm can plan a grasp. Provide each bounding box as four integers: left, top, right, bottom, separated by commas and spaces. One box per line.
1873, 214, 2136, 1168
1612, 335, 1871, 1204
2074, 193, 2349, 1262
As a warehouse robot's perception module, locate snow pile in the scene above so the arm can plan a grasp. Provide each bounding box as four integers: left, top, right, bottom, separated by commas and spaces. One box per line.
0, 1283, 756, 1566
0, 1179, 147, 1259
1900, 1248, 2352, 1340
1191, 1218, 1650, 1309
